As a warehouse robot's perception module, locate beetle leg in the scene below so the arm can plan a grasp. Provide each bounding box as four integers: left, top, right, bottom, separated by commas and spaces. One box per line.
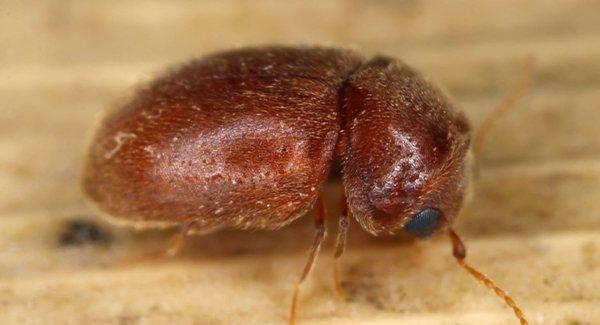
164, 219, 197, 257
116, 219, 196, 267
333, 190, 349, 300
289, 195, 327, 325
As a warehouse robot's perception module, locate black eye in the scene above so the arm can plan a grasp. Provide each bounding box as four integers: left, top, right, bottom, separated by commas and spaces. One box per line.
405, 208, 440, 237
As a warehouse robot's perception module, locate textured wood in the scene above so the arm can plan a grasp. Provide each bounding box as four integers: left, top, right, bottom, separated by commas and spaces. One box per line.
1, 1, 599, 324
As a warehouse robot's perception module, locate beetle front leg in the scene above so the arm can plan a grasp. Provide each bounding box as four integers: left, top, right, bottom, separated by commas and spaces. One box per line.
333, 189, 349, 300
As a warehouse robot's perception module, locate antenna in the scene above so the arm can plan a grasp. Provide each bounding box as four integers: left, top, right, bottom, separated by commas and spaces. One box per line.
473, 58, 535, 158
448, 228, 528, 325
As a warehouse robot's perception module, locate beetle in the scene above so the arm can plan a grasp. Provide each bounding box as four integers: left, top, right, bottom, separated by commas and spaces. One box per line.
82, 46, 531, 324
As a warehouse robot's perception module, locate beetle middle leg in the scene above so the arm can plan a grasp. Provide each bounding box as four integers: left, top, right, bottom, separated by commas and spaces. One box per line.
289, 195, 327, 325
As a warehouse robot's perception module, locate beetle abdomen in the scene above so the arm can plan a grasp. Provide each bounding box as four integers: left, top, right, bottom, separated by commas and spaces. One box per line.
82, 46, 363, 231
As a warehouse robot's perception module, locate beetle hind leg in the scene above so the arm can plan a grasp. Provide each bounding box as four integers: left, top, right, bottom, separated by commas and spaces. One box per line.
164, 219, 197, 257
116, 219, 197, 267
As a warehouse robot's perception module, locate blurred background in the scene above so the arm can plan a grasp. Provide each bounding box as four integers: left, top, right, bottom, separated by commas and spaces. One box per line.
1, 1, 599, 324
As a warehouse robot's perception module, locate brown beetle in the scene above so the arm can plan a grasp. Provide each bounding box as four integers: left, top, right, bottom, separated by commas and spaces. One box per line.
82, 46, 531, 324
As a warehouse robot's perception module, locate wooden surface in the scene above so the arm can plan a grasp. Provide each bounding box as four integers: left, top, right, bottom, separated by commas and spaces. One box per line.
1, 1, 600, 324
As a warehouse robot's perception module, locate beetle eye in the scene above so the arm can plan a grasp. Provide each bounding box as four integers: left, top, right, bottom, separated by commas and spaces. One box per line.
405, 208, 440, 237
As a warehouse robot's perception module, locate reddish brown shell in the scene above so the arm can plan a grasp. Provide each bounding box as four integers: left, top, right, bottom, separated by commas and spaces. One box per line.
83, 46, 471, 236
82, 46, 363, 232
342, 57, 471, 235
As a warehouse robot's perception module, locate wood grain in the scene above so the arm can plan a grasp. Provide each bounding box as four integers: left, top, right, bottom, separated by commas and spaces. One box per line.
1, 1, 599, 324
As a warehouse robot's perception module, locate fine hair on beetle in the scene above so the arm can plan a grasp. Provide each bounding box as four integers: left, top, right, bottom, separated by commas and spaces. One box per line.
81, 45, 534, 324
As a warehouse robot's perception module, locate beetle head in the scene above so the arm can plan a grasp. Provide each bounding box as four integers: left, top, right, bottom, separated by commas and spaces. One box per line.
342, 58, 471, 236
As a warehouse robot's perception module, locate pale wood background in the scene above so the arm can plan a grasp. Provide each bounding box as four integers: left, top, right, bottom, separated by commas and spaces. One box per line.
1, 1, 600, 324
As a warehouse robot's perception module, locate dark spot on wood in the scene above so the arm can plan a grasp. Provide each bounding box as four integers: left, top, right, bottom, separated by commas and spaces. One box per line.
58, 220, 111, 247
